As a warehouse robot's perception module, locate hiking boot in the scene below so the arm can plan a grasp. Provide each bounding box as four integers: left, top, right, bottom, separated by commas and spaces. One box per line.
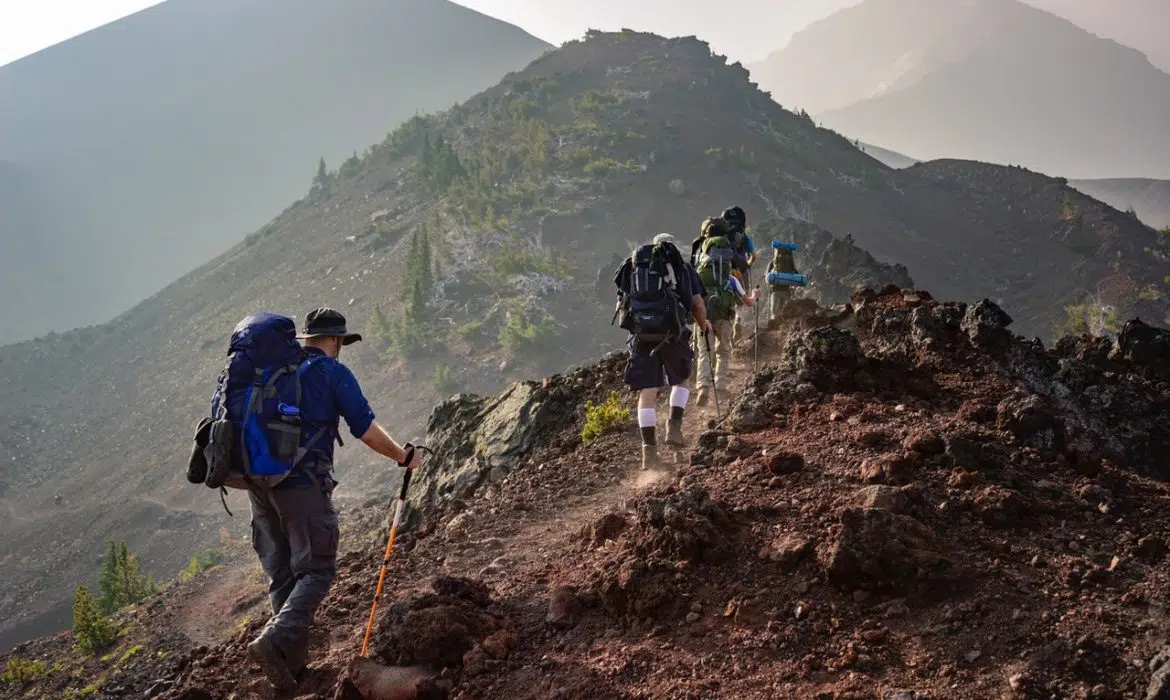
247, 635, 297, 692
665, 418, 686, 447
641, 444, 662, 471
695, 389, 709, 407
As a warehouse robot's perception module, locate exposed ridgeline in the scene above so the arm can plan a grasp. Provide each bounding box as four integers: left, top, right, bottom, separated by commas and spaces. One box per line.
0, 28, 1166, 651
1071, 178, 1170, 230
6, 286, 1170, 698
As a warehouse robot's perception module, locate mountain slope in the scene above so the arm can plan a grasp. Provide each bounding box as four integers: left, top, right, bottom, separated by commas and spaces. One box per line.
1071, 179, 1170, 230
1, 29, 1168, 650
0, 0, 550, 343
750, 0, 1170, 179
1024, 0, 1170, 73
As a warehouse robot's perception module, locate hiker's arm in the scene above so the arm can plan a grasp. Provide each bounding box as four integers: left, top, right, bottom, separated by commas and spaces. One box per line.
331, 363, 419, 466
359, 422, 416, 466
691, 294, 710, 332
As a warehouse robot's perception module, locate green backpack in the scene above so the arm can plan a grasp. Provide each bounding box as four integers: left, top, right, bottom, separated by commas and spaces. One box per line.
697, 235, 738, 321
771, 247, 797, 275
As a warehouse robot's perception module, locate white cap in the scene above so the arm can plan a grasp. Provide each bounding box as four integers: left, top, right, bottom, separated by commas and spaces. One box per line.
652, 233, 676, 246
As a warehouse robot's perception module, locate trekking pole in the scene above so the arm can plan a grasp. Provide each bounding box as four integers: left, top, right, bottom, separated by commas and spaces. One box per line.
703, 330, 721, 419
753, 285, 760, 373
360, 444, 433, 657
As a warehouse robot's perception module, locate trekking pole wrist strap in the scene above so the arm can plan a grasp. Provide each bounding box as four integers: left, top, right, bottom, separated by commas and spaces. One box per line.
398, 443, 415, 468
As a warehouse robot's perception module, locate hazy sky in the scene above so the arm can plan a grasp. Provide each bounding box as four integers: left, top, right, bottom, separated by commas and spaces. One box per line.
0, 0, 858, 68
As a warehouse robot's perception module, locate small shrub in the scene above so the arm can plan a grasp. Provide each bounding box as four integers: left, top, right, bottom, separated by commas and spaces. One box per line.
0, 656, 48, 683
432, 364, 459, 396
117, 644, 144, 666
179, 547, 227, 582
581, 391, 630, 443
498, 310, 560, 356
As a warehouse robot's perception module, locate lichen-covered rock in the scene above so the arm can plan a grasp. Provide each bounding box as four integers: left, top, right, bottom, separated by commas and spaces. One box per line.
996, 392, 1064, 450
962, 298, 1014, 348
1114, 318, 1170, 383
781, 326, 865, 392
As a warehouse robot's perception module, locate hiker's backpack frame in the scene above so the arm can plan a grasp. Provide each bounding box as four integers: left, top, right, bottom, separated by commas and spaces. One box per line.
619, 243, 685, 352
203, 313, 330, 492
698, 236, 738, 321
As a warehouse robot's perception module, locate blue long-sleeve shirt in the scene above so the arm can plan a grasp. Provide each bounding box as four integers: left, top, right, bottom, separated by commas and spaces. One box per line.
279, 347, 376, 487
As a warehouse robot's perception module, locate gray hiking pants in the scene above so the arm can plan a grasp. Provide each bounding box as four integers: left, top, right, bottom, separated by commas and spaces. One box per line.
249, 478, 339, 673
769, 285, 792, 323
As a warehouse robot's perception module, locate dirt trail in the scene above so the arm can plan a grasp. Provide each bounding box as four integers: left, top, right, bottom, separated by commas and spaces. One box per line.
432, 348, 748, 595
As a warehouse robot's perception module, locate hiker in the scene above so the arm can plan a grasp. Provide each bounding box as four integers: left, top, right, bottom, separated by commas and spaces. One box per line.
721, 206, 757, 341
245, 308, 422, 691
614, 233, 710, 470
767, 241, 803, 323
693, 217, 756, 407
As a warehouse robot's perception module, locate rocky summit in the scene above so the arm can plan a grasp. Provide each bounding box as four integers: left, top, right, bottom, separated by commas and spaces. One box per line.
5, 284, 1170, 699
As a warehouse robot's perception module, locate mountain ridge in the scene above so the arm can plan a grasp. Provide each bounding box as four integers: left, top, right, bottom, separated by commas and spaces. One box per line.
748, 0, 1170, 179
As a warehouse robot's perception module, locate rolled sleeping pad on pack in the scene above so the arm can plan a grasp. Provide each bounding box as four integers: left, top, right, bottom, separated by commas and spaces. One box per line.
767, 271, 808, 287
771, 241, 799, 251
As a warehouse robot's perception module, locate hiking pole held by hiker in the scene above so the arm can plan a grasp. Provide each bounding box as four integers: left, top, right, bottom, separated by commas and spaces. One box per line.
360, 443, 433, 657
703, 329, 721, 419
753, 285, 760, 373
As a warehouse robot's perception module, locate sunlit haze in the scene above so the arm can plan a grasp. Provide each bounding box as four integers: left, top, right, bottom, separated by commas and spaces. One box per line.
0, 0, 163, 66
0, 0, 858, 68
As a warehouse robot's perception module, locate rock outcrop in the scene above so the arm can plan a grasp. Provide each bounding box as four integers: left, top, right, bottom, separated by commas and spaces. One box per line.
410, 353, 627, 528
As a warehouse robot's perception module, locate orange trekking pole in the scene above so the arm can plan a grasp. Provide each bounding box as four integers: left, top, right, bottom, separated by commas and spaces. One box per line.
360, 444, 432, 657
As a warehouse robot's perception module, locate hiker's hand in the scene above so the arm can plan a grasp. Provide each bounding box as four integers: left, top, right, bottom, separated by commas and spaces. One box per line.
399, 443, 422, 469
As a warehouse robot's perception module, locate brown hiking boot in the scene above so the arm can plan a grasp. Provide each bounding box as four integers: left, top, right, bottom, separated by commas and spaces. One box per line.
665, 418, 686, 447
247, 635, 296, 692
641, 444, 661, 471
695, 389, 709, 407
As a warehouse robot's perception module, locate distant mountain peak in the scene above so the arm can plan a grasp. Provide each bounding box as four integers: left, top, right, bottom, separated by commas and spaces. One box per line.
749, 0, 1170, 179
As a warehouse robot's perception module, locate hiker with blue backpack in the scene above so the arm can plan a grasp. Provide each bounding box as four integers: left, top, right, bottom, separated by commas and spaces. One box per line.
767, 241, 805, 323
614, 233, 710, 470
187, 308, 421, 691
692, 216, 758, 407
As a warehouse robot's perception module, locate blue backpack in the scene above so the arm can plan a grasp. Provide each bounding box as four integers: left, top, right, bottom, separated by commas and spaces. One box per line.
200, 312, 330, 492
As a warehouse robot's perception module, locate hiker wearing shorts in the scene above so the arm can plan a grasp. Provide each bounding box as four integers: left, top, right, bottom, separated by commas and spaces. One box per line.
613, 233, 710, 470
246, 308, 422, 691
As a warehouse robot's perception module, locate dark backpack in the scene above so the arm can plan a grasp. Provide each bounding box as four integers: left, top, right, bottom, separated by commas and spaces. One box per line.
191, 312, 330, 492
619, 243, 684, 343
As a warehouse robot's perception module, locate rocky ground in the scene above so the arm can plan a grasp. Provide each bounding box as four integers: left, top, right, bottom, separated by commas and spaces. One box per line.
4, 286, 1170, 700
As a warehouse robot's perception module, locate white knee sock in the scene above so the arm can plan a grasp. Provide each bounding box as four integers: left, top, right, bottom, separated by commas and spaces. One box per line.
669, 386, 690, 409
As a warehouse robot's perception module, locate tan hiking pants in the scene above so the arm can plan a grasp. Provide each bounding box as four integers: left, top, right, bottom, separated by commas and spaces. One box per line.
695, 318, 733, 391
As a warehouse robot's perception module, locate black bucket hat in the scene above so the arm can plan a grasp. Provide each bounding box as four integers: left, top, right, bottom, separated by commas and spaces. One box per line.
296, 307, 362, 345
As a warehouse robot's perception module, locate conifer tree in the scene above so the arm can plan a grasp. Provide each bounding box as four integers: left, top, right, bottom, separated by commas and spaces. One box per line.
73, 585, 117, 653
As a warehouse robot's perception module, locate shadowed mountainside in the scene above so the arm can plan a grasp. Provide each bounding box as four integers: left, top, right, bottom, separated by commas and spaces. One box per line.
0, 0, 550, 342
